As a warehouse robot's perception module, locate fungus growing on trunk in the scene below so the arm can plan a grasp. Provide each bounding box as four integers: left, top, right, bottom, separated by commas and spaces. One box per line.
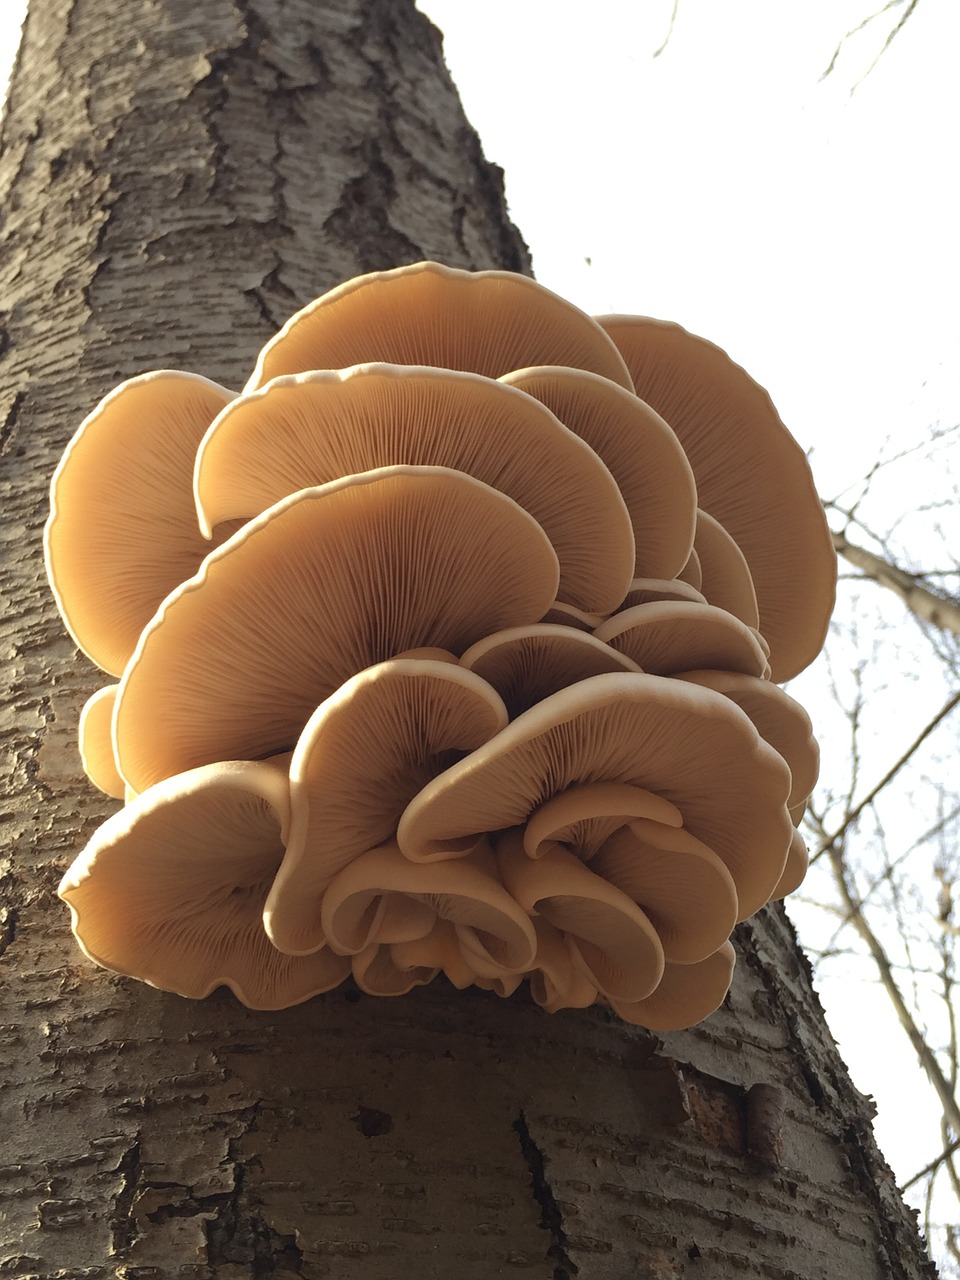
47, 260, 831, 1027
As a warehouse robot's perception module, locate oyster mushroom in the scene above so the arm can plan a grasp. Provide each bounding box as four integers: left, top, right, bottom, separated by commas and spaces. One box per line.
114, 465, 560, 793
264, 657, 508, 956
58, 758, 350, 1010
45, 371, 237, 677
195, 363, 635, 614
596, 315, 836, 680
398, 673, 793, 920
247, 261, 635, 392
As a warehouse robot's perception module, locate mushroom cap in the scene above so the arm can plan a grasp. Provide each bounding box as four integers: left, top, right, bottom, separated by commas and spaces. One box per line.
390, 919, 480, 990
459, 624, 640, 720
45, 371, 237, 676
195, 364, 635, 614
609, 941, 736, 1031
398, 672, 793, 919
78, 685, 125, 800
521, 781, 682, 861
114, 465, 560, 793
594, 601, 770, 679
264, 657, 508, 956
596, 315, 836, 681
497, 830, 665, 1002
350, 941, 440, 997
677, 547, 703, 591
57, 758, 350, 1010
525, 918, 599, 1012
770, 828, 810, 899
590, 820, 738, 962
675, 670, 819, 811
539, 602, 608, 632
246, 261, 635, 392
618, 578, 707, 610
320, 841, 537, 977
693, 509, 760, 629
500, 366, 696, 579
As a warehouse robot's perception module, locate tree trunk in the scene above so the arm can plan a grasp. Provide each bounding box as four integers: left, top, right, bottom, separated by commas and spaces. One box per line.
0, 2, 936, 1275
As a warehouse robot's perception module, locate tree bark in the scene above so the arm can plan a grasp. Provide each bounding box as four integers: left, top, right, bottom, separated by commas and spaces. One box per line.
0, 1, 936, 1275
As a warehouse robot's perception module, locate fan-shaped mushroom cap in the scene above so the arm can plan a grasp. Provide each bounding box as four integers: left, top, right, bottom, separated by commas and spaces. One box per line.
609, 941, 736, 1032
45, 371, 237, 677
539, 602, 608, 632
78, 685, 125, 800
594, 602, 770, 679
525, 918, 599, 1012
693, 510, 760, 629
500, 366, 696, 579
619, 578, 707, 610
677, 547, 703, 591
351, 941, 439, 997
497, 831, 664, 1002
459, 625, 640, 719
58, 758, 350, 1010
320, 841, 537, 980
596, 316, 836, 681
675, 670, 819, 811
398, 673, 793, 918
115, 466, 560, 794
264, 658, 508, 955
770, 828, 810, 899
246, 261, 634, 392
590, 821, 738, 961
195, 364, 634, 614
391, 919, 480, 990
522, 782, 682, 861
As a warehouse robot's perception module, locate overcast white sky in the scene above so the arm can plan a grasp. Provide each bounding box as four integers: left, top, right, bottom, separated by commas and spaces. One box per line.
3, 0, 960, 1247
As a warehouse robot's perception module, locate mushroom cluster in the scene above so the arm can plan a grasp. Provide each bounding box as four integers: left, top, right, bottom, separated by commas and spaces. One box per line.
47, 261, 835, 1029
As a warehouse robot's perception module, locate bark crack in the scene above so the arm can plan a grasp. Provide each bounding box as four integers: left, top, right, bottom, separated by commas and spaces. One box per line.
512, 1110, 579, 1279
110, 1135, 142, 1256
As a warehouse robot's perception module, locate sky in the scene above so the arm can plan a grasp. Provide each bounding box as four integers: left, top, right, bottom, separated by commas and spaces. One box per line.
3, 0, 960, 1256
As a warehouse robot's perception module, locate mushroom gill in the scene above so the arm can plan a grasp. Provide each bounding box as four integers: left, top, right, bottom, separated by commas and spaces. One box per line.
114, 466, 560, 794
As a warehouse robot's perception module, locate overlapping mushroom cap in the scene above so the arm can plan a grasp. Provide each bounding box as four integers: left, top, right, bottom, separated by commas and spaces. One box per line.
48, 260, 831, 1029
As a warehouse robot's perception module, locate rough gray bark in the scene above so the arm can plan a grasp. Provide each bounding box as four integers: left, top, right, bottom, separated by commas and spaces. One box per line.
0, 1, 937, 1275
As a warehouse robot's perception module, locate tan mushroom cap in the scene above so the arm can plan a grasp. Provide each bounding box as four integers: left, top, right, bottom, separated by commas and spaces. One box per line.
45, 371, 237, 677
539, 602, 608, 632
195, 364, 635, 614
497, 831, 664, 1002
246, 261, 634, 393
460, 624, 640, 720
321, 841, 537, 979
264, 657, 508, 956
522, 782, 682, 860
675, 670, 819, 811
610, 941, 736, 1032
114, 466, 560, 794
594, 602, 770, 679
590, 820, 738, 962
693, 509, 760, 629
398, 673, 793, 919
78, 685, 125, 800
619, 578, 707, 610
391, 919, 481, 990
57, 758, 350, 1010
770, 828, 810, 899
677, 547, 703, 591
525, 918, 599, 1012
500, 366, 696, 579
351, 941, 439, 997
596, 315, 836, 681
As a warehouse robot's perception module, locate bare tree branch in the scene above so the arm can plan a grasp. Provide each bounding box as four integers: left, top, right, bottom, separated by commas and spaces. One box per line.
653, 0, 680, 58
833, 527, 960, 638
821, 0, 922, 82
